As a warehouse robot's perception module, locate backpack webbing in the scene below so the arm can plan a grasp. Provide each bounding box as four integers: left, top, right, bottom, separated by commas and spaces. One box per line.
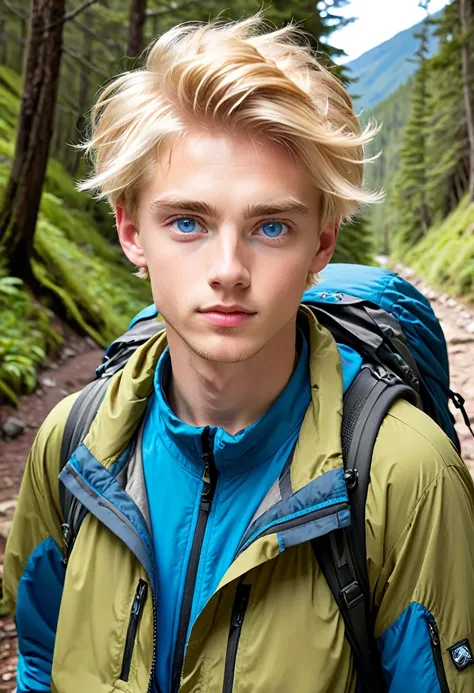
312, 365, 417, 693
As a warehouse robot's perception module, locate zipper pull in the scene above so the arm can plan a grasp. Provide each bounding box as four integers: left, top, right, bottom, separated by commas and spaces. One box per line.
131, 579, 148, 620
231, 585, 251, 628
429, 621, 440, 647
61, 522, 72, 566
200, 461, 215, 511
200, 428, 217, 511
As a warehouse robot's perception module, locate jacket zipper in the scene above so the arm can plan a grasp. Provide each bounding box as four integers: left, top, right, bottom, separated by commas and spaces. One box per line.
147, 591, 158, 693
171, 427, 217, 693
120, 579, 148, 682
222, 584, 251, 693
428, 618, 450, 692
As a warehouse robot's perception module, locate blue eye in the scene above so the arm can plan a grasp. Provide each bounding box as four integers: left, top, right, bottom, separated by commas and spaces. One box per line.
258, 221, 289, 238
172, 217, 203, 234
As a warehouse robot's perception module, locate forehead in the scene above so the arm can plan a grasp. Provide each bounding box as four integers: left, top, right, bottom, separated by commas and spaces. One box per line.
140, 129, 319, 213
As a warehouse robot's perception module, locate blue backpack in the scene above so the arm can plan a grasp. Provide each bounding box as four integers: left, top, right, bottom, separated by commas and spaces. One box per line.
59, 264, 473, 693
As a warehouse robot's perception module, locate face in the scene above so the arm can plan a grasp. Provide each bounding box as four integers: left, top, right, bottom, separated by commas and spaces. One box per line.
116, 130, 338, 364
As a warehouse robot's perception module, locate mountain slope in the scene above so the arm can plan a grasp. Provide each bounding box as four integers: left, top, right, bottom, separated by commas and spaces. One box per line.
347, 11, 440, 110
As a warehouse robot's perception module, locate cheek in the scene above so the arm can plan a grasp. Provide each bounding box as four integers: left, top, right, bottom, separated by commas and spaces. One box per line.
269, 247, 314, 293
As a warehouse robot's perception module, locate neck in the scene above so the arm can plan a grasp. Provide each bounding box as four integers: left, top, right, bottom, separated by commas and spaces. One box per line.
165, 322, 298, 436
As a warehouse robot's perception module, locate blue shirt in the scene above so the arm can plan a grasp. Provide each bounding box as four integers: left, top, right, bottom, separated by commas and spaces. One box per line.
141, 331, 362, 693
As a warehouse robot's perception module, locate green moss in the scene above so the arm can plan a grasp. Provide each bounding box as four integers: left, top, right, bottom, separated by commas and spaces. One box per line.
405, 196, 474, 302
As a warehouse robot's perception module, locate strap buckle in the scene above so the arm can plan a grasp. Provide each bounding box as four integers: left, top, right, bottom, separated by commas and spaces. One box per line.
340, 580, 364, 610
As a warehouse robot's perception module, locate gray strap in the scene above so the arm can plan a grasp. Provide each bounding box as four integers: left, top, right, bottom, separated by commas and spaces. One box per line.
59, 378, 110, 530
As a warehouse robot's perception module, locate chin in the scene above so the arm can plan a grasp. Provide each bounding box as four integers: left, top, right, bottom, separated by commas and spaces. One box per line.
188, 335, 267, 364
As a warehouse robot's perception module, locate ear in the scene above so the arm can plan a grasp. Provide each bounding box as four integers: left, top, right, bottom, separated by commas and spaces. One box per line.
115, 205, 147, 269
309, 219, 340, 274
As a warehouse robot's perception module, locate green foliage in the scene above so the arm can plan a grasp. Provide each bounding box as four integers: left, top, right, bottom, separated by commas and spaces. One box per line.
34, 193, 152, 345
362, 79, 414, 253
0, 65, 22, 96
390, 12, 432, 258
0, 268, 59, 405
406, 195, 474, 301
424, 1, 467, 223
333, 215, 375, 266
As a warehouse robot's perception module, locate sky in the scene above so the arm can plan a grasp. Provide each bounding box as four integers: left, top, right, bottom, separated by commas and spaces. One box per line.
330, 0, 451, 63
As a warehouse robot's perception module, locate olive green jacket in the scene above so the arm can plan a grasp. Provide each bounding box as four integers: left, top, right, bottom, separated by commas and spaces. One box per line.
4, 309, 474, 692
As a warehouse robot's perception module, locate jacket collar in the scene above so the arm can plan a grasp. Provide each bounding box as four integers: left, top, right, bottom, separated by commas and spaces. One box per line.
146, 328, 310, 477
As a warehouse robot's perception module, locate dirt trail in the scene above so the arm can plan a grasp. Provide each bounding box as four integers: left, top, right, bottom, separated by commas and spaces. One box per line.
0, 274, 473, 689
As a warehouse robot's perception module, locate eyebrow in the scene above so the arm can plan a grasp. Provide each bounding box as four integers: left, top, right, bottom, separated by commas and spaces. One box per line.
149, 197, 311, 219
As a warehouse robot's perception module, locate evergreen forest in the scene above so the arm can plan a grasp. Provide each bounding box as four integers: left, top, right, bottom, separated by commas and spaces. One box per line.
0, 0, 473, 405
363, 0, 474, 302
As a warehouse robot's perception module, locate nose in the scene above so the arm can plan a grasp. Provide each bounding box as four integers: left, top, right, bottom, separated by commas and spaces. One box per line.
207, 230, 251, 291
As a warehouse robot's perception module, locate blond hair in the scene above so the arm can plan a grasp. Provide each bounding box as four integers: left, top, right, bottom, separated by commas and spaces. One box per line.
78, 14, 379, 238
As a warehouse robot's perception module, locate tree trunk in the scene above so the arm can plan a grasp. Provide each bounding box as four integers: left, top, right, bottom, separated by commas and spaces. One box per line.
460, 0, 474, 201
127, 0, 147, 57
0, 0, 66, 283
69, 19, 93, 176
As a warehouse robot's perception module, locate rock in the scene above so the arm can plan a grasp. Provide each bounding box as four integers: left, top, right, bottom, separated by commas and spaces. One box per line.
466, 322, 474, 334
0, 520, 12, 539
0, 500, 17, 516
62, 347, 77, 359
35, 388, 44, 397
85, 337, 99, 349
40, 377, 56, 388
60, 389, 69, 397
446, 298, 457, 308
1, 416, 25, 439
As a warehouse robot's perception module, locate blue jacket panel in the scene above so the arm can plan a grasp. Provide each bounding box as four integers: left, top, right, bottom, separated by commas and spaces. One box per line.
378, 602, 443, 693
16, 537, 65, 693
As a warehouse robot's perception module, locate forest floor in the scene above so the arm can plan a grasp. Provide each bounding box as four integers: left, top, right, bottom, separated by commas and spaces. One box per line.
0, 268, 473, 689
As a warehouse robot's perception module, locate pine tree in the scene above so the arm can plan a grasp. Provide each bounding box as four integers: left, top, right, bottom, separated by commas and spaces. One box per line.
459, 0, 474, 200
425, 1, 468, 221
391, 4, 432, 257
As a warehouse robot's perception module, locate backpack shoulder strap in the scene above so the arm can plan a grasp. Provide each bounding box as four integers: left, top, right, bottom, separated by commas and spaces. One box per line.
313, 365, 417, 693
58, 377, 110, 562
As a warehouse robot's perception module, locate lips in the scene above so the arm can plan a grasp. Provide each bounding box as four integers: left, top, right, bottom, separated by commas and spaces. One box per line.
198, 306, 256, 327
201, 305, 255, 314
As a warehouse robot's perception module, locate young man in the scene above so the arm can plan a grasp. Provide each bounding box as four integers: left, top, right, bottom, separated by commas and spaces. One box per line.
4, 14, 474, 693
